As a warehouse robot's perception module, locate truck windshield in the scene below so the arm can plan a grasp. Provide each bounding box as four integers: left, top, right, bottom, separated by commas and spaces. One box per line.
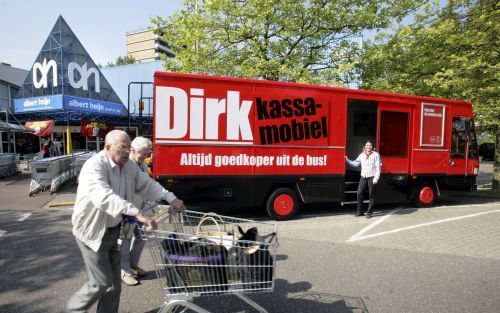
451, 117, 479, 158
451, 117, 467, 158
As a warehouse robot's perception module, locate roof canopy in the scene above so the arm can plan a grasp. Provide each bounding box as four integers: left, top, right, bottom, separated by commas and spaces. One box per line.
0, 121, 35, 133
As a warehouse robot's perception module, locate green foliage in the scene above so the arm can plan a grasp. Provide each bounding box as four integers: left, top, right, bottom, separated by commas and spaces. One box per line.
359, 0, 499, 134
151, 0, 427, 85
105, 55, 136, 67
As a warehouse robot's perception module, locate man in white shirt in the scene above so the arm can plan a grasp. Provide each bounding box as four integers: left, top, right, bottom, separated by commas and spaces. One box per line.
345, 140, 381, 218
66, 130, 185, 313
53, 138, 62, 155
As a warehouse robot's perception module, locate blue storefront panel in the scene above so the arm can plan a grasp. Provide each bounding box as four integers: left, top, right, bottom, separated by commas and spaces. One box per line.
64, 96, 125, 116
14, 95, 64, 113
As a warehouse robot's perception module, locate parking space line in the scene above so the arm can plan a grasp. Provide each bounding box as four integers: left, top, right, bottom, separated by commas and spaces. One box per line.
17, 213, 32, 221
347, 207, 403, 242
430, 202, 500, 210
349, 209, 500, 242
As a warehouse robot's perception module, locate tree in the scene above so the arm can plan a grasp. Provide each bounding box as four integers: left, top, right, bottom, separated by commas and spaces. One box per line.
358, 0, 500, 190
151, 0, 428, 85
104, 55, 136, 68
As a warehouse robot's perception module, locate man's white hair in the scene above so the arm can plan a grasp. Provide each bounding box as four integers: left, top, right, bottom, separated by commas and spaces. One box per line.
131, 136, 152, 151
105, 130, 129, 145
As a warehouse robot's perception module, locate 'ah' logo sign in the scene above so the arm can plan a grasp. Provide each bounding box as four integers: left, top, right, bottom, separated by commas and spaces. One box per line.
32, 59, 101, 93
32, 58, 58, 89
68, 62, 100, 93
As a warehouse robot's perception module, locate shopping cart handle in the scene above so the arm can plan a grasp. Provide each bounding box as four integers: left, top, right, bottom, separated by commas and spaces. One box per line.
141, 202, 160, 213
141, 202, 188, 214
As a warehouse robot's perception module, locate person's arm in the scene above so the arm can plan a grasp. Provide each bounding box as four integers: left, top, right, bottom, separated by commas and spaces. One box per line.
168, 198, 186, 212
134, 168, 186, 212
373, 153, 381, 184
345, 154, 361, 167
81, 159, 159, 230
135, 211, 157, 230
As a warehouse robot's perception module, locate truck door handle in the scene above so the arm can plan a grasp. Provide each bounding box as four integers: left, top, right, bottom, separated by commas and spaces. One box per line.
449, 159, 455, 166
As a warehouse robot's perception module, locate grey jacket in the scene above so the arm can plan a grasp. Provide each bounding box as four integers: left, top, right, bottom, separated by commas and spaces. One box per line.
72, 151, 176, 252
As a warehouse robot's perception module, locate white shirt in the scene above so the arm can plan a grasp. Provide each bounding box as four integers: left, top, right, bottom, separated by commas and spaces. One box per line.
107, 156, 127, 227
54, 141, 62, 154
346, 151, 381, 183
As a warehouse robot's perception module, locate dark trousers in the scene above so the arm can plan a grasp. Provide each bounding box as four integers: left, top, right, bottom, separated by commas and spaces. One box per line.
66, 225, 122, 313
357, 176, 376, 215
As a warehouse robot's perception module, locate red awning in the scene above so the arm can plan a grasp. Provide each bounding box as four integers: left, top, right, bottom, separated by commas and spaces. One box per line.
25, 120, 55, 137
80, 119, 114, 138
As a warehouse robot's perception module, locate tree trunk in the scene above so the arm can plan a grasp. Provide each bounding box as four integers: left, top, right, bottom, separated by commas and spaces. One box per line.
492, 129, 500, 191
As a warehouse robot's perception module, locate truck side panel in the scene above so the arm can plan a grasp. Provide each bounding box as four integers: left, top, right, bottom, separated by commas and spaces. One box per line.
157, 174, 345, 210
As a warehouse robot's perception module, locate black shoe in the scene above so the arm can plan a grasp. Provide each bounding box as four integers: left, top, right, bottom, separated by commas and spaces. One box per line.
366, 213, 372, 218
355, 213, 365, 217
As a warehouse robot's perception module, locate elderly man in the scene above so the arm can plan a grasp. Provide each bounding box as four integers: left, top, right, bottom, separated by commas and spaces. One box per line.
66, 130, 185, 313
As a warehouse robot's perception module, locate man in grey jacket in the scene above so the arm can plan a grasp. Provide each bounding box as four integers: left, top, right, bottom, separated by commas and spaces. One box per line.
66, 130, 185, 313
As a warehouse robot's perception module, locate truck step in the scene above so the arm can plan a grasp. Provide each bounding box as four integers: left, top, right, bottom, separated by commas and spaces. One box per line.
341, 200, 369, 205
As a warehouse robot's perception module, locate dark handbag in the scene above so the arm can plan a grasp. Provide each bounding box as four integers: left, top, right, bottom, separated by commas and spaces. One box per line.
235, 227, 276, 290
162, 235, 228, 294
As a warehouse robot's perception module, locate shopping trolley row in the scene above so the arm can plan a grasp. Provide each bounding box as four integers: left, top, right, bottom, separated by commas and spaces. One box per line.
0, 153, 21, 178
29, 151, 95, 195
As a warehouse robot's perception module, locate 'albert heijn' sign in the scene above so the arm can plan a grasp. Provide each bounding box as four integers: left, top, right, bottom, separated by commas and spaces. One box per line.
14, 95, 125, 116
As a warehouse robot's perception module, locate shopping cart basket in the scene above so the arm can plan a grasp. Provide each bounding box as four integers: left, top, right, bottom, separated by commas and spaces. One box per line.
140, 205, 279, 313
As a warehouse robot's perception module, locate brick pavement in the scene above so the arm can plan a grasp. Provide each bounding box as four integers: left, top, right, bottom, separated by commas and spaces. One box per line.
346, 203, 500, 260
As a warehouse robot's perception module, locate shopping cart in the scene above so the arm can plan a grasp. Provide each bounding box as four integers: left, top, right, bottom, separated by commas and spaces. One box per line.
139, 205, 279, 313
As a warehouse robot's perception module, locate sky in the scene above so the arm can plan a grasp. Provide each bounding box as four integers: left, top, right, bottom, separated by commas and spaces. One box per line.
0, 0, 185, 70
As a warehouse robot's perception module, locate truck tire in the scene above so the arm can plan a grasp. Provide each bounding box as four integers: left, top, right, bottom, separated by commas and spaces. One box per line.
413, 183, 435, 207
266, 188, 299, 220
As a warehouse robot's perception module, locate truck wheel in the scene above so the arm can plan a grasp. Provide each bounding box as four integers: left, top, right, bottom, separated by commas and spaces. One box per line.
266, 188, 299, 220
413, 184, 435, 207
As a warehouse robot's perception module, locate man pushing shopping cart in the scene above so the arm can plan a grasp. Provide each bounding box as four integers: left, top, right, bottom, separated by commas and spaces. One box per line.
66, 130, 186, 313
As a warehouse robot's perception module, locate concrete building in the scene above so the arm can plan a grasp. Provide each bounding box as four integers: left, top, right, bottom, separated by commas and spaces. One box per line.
0, 63, 27, 113
126, 28, 174, 62
0, 63, 28, 152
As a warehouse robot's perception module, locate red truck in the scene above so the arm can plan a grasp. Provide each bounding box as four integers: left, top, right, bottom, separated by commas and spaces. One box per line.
153, 72, 479, 220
